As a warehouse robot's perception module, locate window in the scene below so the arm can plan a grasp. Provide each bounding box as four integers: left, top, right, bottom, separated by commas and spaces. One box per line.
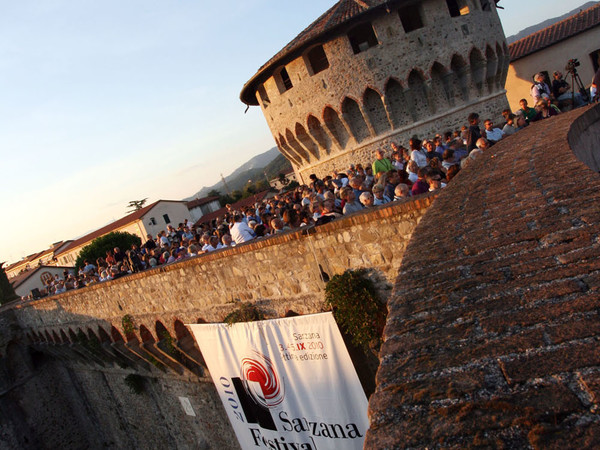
306, 45, 330, 75
590, 49, 600, 72
163, 214, 171, 224
480, 0, 492, 11
348, 23, 378, 54
257, 85, 270, 107
149, 217, 157, 225
399, 5, 424, 32
275, 67, 293, 93
446, 0, 470, 17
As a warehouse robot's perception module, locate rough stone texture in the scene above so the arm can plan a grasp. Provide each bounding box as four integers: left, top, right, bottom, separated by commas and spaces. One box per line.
242, 0, 510, 182
12, 197, 432, 339
0, 196, 432, 449
366, 105, 600, 449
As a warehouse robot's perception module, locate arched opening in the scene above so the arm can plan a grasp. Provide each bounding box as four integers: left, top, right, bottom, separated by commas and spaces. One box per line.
295, 123, 320, 160
407, 70, 429, 120
430, 62, 451, 110
110, 325, 148, 369
485, 45, 498, 93
286, 129, 310, 164
307, 115, 332, 155
139, 324, 179, 374
111, 326, 126, 343
497, 42, 509, 88
450, 54, 469, 103
174, 319, 207, 371
323, 107, 350, 150
52, 331, 61, 344
363, 88, 391, 136
469, 48, 486, 96
342, 97, 370, 143
98, 327, 112, 344
156, 320, 201, 376
277, 134, 302, 166
46, 331, 55, 343
305, 45, 329, 75
385, 78, 412, 126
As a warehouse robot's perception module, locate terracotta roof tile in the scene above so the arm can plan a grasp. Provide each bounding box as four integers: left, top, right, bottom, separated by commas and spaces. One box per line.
185, 196, 220, 210
194, 191, 271, 225
56, 200, 183, 255
509, 3, 600, 61
241, 0, 389, 104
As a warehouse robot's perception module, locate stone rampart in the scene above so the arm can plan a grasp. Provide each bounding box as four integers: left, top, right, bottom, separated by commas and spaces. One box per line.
12, 196, 433, 343
367, 104, 600, 448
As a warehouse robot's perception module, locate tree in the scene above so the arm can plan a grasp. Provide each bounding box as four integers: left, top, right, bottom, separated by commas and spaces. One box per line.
0, 262, 18, 305
75, 231, 142, 271
127, 198, 148, 213
207, 189, 222, 198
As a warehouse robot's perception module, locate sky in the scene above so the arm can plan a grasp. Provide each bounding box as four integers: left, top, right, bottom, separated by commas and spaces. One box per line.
0, 0, 588, 264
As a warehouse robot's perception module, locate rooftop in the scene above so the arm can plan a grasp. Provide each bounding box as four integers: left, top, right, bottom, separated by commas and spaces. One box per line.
509, 3, 600, 61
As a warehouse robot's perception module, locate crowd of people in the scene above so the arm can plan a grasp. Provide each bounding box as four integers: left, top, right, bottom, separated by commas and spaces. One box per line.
38, 85, 592, 298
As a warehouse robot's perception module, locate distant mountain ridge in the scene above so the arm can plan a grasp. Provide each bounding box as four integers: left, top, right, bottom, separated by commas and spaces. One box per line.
506, 2, 598, 44
184, 147, 291, 200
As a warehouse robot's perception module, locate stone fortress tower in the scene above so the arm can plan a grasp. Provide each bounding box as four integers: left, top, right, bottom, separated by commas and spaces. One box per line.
240, 0, 510, 182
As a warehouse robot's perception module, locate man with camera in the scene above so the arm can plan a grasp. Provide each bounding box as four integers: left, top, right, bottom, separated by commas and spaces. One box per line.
552, 71, 585, 107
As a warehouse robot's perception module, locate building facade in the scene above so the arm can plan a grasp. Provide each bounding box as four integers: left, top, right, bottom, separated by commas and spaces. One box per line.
506, 3, 600, 111
241, 0, 510, 182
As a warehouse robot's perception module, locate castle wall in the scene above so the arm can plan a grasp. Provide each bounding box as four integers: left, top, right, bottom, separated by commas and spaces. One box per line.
251, 0, 510, 180
0, 196, 434, 449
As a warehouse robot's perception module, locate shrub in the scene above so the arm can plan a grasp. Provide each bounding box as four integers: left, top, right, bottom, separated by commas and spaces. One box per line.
223, 303, 265, 325
325, 269, 387, 353
75, 231, 141, 271
124, 374, 145, 394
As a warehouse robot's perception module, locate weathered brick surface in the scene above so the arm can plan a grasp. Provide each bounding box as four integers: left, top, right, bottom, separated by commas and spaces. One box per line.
367, 105, 600, 448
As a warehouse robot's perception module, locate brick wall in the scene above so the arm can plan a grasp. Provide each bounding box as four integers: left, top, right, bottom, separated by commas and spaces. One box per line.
366, 104, 600, 448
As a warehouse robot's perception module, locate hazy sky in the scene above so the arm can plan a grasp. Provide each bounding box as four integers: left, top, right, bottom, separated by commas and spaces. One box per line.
0, 0, 587, 264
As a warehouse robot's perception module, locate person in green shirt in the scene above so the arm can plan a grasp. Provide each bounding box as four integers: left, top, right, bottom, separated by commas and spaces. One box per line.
372, 149, 393, 176
518, 98, 538, 123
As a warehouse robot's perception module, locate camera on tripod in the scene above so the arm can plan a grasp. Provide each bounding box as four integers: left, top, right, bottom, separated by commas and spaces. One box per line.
565, 58, 580, 75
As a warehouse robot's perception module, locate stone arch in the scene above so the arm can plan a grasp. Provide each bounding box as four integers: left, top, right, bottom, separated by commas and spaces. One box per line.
111, 326, 126, 343
139, 325, 155, 344
157, 320, 201, 376
407, 69, 430, 120
469, 47, 486, 96
60, 330, 70, 344
450, 54, 469, 103
98, 327, 112, 344
430, 62, 452, 110
341, 97, 370, 143
323, 106, 350, 150
295, 122, 320, 160
173, 319, 207, 374
52, 331, 61, 344
139, 324, 182, 374
285, 129, 311, 164
47, 330, 56, 343
384, 78, 412, 126
277, 134, 302, 166
485, 45, 498, 93
363, 87, 391, 136
307, 114, 332, 155
497, 41, 509, 88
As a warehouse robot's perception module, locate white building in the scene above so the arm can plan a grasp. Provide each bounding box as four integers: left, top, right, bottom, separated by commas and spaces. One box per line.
54, 200, 193, 266
186, 196, 221, 223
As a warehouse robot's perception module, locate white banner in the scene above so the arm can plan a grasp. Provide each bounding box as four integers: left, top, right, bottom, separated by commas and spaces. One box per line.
188, 312, 368, 450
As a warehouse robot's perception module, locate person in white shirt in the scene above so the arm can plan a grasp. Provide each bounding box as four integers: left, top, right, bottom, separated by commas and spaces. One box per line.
483, 119, 504, 144
230, 214, 255, 244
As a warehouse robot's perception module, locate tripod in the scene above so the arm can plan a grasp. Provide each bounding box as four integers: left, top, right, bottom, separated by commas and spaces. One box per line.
568, 69, 589, 104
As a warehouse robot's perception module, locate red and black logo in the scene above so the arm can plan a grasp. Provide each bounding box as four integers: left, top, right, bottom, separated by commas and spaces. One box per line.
231, 351, 284, 431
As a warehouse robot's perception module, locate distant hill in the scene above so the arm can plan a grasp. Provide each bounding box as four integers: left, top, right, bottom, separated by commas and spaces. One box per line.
185, 147, 292, 199
506, 2, 598, 44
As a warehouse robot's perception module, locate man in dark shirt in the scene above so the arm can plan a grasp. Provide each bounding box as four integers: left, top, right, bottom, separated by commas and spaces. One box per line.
466, 112, 482, 152
552, 71, 585, 107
